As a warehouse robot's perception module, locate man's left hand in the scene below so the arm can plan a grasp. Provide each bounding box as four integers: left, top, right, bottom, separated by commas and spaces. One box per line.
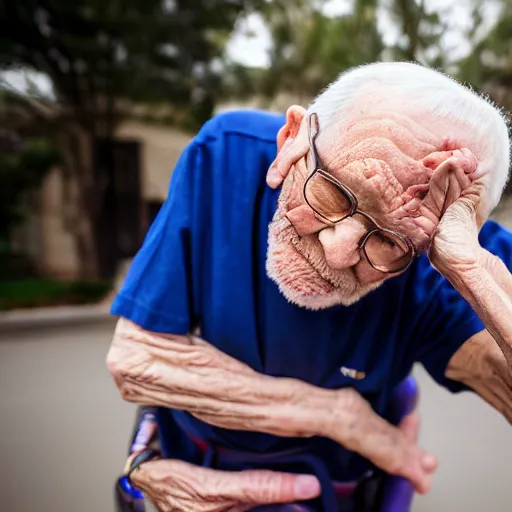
428, 197, 482, 275
425, 147, 486, 275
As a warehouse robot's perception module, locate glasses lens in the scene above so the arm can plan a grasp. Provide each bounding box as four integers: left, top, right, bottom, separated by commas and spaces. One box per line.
364, 230, 412, 272
304, 172, 352, 223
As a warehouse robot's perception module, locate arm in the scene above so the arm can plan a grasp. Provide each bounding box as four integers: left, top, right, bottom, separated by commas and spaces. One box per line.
441, 247, 512, 366
431, 199, 512, 368
107, 317, 436, 492
446, 330, 512, 423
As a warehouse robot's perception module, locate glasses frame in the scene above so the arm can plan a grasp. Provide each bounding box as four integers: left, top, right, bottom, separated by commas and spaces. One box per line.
303, 114, 417, 274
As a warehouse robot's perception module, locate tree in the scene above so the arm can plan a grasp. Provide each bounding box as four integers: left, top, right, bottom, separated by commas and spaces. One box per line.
386, 0, 446, 66
0, 0, 258, 278
456, 0, 512, 192
0, 132, 60, 246
255, 0, 384, 105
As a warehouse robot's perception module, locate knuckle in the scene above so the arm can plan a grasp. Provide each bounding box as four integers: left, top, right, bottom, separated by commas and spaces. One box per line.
242, 470, 292, 503
386, 455, 407, 476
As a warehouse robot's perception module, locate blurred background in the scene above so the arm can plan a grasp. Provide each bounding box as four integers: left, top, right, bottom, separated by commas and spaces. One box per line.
0, 0, 512, 511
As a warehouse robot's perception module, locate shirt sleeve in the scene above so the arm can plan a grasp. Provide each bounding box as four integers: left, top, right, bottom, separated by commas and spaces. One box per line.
411, 262, 485, 393
110, 141, 203, 335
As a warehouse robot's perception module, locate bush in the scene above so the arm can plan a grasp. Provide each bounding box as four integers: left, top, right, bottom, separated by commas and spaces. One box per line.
0, 278, 112, 311
0, 252, 38, 281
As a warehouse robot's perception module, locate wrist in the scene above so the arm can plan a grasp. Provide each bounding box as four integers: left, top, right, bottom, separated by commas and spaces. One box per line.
434, 246, 486, 283
316, 388, 363, 442
441, 257, 489, 302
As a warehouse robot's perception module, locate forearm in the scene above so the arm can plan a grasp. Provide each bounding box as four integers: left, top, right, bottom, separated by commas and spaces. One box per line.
109, 319, 436, 492
442, 250, 512, 365
107, 318, 344, 440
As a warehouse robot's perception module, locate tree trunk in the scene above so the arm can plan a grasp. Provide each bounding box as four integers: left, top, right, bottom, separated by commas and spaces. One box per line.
75, 211, 99, 279
56, 123, 104, 280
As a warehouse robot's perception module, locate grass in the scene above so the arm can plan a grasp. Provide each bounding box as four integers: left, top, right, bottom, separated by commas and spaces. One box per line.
0, 278, 112, 311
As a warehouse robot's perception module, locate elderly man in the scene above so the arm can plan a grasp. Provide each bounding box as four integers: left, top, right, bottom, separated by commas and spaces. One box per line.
107, 62, 512, 511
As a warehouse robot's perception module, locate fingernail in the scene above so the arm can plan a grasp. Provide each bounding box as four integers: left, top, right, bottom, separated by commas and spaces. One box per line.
267, 173, 281, 188
294, 475, 321, 500
422, 453, 437, 470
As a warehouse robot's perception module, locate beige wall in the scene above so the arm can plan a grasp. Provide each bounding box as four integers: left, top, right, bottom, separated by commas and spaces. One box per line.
35, 122, 191, 278
216, 93, 306, 116
116, 121, 191, 202
38, 167, 80, 278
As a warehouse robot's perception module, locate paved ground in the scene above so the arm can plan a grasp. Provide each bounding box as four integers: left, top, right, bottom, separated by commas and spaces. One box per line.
1, 320, 511, 512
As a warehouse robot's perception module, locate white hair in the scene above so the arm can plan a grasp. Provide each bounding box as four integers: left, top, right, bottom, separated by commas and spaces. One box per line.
308, 61, 511, 215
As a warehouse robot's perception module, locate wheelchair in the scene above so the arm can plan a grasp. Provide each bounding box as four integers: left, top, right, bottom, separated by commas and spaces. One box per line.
115, 376, 418, 512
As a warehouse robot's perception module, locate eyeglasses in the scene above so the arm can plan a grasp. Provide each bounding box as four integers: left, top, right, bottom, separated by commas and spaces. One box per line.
303, 114, 417, 274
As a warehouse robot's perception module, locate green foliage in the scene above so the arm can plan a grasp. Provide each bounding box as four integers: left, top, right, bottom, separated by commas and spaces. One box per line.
0, 0, 261, 130
255, 0, 384, 102
0, 252, 37, 281
0, 278, 112, 310
0, 134, 61, 242
387, 0, 447, 65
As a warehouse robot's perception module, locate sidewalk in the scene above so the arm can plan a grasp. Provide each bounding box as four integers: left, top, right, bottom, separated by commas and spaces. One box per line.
0, 301, 114, 332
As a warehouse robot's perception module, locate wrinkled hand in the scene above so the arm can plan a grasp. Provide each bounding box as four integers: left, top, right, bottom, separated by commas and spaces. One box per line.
424, 148, 485, 273
429, 198, 482, 274
130, 459, 321, 512
326, 388, 436, 494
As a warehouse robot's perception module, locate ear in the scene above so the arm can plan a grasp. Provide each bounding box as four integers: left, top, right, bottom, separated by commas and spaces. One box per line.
420, 148, 479, 220
266, 105, 309, 189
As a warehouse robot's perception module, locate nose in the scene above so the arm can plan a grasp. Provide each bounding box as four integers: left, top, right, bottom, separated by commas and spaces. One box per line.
318, 217, 366, 270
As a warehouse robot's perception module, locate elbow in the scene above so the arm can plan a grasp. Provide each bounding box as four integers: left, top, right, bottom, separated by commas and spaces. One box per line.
106, 322, 147, 402
106, 346, 139, 402
106, 345, 122, 380
106, 344, 130, 398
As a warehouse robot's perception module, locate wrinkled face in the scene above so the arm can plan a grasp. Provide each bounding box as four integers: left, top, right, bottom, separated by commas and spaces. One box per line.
266, 107, 476, 309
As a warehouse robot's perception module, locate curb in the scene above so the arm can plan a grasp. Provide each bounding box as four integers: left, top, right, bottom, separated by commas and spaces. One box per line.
0, 259, 131, 333
0, 302, 115, 333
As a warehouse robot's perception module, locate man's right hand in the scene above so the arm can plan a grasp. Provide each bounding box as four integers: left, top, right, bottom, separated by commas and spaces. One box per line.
130, 458, 321, 512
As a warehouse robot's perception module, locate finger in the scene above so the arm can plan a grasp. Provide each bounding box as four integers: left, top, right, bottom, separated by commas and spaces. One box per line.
334, 390, 437, 494
132, 459, 320, 512
267, 161, 289, 189
266, 135, 309, 189
421, 154, 476, 219
154, 459, 321, 507
399, 410, 420, 443
209, 469, 321, 505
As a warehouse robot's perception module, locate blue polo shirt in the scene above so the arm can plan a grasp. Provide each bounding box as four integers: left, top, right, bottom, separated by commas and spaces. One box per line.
111, 110, 510, 480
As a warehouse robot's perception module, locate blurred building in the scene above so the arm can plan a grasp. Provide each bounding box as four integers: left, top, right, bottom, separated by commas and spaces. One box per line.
14, 121, 191, 279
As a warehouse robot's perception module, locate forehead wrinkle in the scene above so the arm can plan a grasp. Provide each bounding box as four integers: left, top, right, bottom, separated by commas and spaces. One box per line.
344, 117, 438, 161
359, 158, 403, 214
341, 110, 439, 147
324, 136, 429, 191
